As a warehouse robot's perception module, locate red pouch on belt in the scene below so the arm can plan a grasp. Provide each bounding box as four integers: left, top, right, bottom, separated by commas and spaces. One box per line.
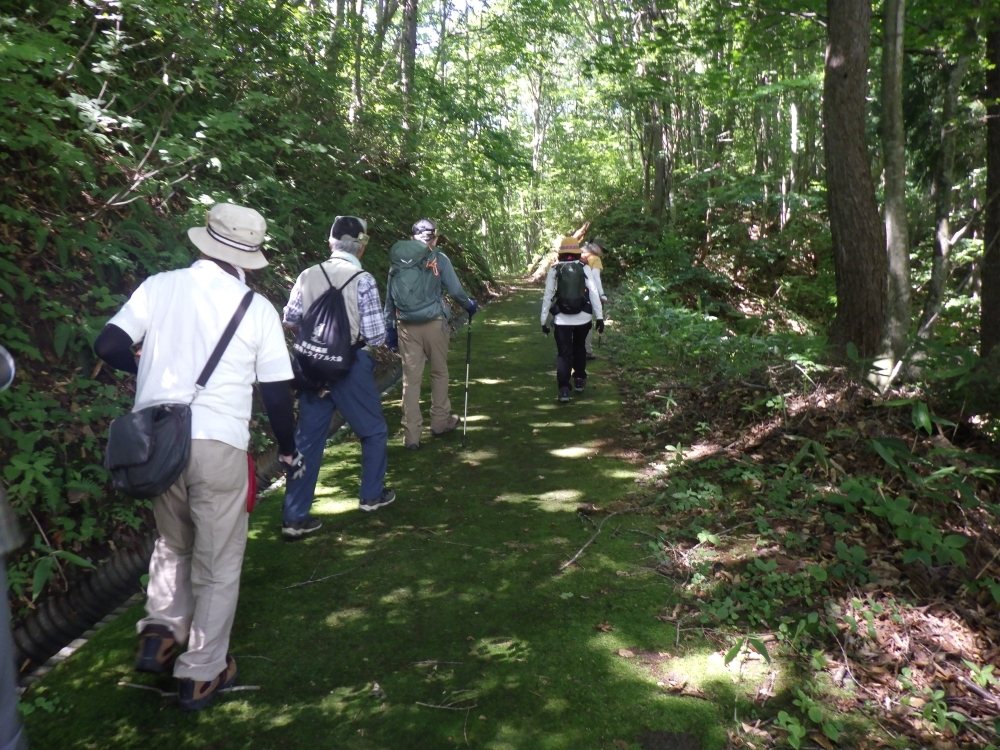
246, 454, 257, 513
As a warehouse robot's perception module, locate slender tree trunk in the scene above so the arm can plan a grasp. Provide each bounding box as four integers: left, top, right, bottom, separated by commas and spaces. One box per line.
919, 53, 970, 337
350, 0, 365, 119
882, 0, 909, 357
400, 0, 418, 156
982, 21, 1000, 356
824, 0, 887, 358
372, 0, 400, 66
650, 101, 672, 218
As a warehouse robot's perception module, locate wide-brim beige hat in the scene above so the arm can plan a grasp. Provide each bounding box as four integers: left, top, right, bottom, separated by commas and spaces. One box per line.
188, 202, 269, 269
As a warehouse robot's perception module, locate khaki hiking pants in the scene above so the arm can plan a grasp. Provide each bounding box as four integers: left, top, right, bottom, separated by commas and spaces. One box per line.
138, 439, 249, 682
399, 318, 452, 445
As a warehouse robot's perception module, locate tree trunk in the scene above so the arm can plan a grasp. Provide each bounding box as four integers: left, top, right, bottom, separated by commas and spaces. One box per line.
982, 20, 1000, 356
882, 0, 909, 358
918, 53, 970, 338
350, 0, 365, 120
650, 101, 672, 218
400, 0, 418, 156
824, 0, 887, 358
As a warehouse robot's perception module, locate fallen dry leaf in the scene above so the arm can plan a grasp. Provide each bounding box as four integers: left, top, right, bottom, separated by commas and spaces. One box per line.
617, 648, 635, 658
595, 621, 614, 632
810, 732, 834, 750
613, 741, 629, 750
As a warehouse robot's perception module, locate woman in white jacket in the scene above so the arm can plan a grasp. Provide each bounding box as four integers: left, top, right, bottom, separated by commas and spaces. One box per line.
540, 236, 605, 402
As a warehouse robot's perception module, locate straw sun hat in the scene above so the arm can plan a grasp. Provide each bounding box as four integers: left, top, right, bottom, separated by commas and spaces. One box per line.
187, 203, 269, 270
558, 236, 582, 254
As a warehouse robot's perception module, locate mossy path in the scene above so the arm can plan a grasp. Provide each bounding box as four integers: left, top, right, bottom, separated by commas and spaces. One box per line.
23, 289, 731, 750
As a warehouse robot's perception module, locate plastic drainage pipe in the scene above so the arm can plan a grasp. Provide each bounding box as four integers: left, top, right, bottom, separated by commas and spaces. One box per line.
13, 533, 157, 672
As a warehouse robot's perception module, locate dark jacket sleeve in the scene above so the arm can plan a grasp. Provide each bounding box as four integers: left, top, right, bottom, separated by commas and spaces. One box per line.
436, 253, 471, 309
259, 380, 296, 455
94, 324, 138, 374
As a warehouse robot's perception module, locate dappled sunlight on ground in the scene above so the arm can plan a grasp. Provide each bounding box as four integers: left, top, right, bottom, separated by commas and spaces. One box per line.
311, 495, 359, 515
549, 444, 599, 458
323, 607, 366, 628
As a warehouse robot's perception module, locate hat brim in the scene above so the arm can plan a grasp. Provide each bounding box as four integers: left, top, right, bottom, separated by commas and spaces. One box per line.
188, 227, 269, 269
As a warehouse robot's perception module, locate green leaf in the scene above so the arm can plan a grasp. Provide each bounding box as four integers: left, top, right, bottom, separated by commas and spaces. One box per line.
869, 439, 899, 469
747, 636, 771, 664
807, 564, 828, 582
53, 323, 72, 359
943, 534, 968, 549
32, 557, 55, 600
845, 342, 859, 362
51, 550, 96, 569
724, 639, 744, 666
911, 402, 932, 435
822, 722, 840, 741
808, 707, 823, 723
882, 398, 915, 407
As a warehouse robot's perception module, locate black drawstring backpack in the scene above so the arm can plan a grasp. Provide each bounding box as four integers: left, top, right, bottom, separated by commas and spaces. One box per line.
291, 265, 363, 389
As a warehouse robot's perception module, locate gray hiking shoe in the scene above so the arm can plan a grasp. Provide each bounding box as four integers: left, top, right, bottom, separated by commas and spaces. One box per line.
559, 387, 571, 403
431, 415, 460, 435
282, 516, 322, 540
360, 488, 396, 512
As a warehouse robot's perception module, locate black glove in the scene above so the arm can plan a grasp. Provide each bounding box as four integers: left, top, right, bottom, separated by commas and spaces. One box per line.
595, 319, 605, 334
542, 325, 550, 336
466, 298, 478, 317
281, 450, 307, 482
385, 327, 399, 352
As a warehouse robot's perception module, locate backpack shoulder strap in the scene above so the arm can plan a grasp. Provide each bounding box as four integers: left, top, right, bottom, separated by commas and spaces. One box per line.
319, 262, 334, 289
336, 270, 365, 292
195, 290, 255, 391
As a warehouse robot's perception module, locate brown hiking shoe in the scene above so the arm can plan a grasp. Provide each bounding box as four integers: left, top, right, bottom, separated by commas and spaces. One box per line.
430, 414, 460, 435
135, 624, 178, 674
178, 655, 238, 711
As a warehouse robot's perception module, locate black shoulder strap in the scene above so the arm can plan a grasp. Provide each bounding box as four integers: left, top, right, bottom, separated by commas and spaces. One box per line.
319, 262, 333, 289
320, 263, 364, 293
337, 270, 364, 292
195, 290, 255, 389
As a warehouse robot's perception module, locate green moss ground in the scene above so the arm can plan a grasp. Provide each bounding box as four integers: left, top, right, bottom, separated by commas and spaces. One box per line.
22, 290, 733, 749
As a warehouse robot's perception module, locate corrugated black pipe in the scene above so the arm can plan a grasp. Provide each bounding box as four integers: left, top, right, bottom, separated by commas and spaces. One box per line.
13, 532, 157, 672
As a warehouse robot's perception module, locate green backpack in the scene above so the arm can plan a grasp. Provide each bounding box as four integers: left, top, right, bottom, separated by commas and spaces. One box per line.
552, 261, 592, 315
387, 240, 444, 323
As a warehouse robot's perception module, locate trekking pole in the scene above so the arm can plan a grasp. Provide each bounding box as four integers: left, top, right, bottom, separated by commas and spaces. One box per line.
461, 315, 473, 448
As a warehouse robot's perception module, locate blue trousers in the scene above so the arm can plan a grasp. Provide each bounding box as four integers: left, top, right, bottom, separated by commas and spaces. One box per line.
282, 350, 388, 524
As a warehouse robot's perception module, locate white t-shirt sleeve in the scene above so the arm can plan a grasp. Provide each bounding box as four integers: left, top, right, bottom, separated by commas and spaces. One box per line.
107, 278, 153, 343
254, 299, 294, 383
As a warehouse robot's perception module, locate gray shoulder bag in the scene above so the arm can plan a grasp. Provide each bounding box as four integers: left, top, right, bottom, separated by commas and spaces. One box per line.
104, 290, 255, 498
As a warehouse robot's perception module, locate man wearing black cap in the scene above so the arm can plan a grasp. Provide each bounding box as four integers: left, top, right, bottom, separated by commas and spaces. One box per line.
281, 216, 393, 538
384, 219, 477, 450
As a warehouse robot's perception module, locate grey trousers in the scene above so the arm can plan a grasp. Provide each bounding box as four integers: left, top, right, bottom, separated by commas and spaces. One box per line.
137, 439, 249, 681
1, 560, 28, 750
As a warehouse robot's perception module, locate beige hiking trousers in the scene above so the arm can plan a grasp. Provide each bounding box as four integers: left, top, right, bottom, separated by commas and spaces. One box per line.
137, 439, 249, 681
398, 318, 452, 445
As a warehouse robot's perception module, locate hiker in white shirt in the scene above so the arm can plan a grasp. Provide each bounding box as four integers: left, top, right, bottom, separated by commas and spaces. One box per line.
94, 203, 304, 711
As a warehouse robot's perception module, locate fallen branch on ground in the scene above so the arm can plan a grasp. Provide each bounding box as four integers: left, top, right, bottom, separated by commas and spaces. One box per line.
560, 511, 621, 571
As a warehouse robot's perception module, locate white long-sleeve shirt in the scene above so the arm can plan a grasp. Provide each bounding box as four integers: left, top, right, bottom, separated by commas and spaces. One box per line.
540, 261, 604, 326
